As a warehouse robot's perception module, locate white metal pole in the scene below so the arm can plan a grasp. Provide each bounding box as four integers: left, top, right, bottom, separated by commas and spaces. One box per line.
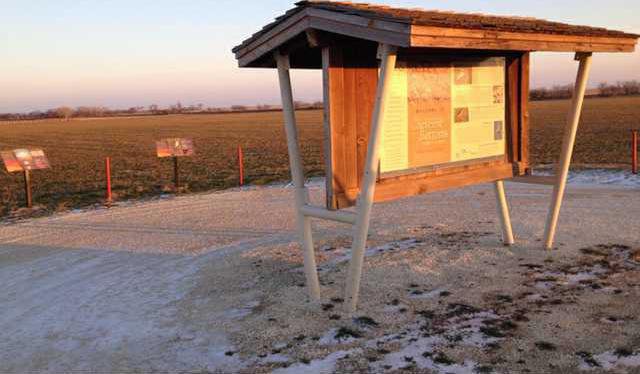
494, 180, 515, 245
344, 44, 397, 314
543, 53, 593, 250
275, 52, 321, 300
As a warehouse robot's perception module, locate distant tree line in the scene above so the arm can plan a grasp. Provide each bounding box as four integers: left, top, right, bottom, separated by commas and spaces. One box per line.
9, 81, 638, 121
530, 80, 640, 101
0, 100, 324, 122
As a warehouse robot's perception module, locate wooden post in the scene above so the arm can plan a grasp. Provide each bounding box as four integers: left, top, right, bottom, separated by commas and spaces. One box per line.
238, 145, 244, 186
275, 51, 321, 301
345, 44, 397, 314
632, 129, 638, 175
543, 52, 593, 250
494, 180, 515, 245
173, 156, 179, 192
105, 157, 112, 206
23, 169, 33, 208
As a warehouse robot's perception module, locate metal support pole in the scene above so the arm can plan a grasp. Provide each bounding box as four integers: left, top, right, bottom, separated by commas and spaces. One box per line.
494, 180, 515, 245
173, 156, 179, 192
632, 129, 638, 175
344, 44, 397, 314
23, 169, 32, 208
543, 52, 593, 250
105, 157, 112, 206
275, 51, 321, 301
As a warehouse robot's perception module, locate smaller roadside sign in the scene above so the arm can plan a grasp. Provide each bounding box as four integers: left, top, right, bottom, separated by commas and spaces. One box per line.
1, 148, 50, 173
156, 138, 195, 158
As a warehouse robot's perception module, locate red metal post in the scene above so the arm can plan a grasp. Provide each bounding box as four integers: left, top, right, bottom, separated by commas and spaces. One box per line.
105, 157, 112, 205
238, 145, 244, 186
633, 129, 638, 175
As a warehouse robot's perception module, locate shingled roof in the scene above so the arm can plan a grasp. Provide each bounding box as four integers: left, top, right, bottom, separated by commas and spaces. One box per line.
233, 1, 638, 67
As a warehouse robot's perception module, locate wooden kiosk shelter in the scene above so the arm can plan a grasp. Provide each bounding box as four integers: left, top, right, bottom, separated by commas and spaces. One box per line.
233, 1, 638, 313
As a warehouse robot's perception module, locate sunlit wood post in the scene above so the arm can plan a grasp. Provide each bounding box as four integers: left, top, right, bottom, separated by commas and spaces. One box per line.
494, 180, 515, 245
275, 51, 321, 301
345, 43, 397, 314
173, 156, 180, 192
544, 52, 593, 250
23, 170, 32, 208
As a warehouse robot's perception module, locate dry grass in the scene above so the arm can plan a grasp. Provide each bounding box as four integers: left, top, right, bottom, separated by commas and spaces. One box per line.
1, 96, 638, 218
530, 96, 640, 165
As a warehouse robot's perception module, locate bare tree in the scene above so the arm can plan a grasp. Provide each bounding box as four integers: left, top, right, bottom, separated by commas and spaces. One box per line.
55, 106, 73, 121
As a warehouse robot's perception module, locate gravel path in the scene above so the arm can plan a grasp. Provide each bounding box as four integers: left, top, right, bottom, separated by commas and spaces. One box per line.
1, 180, 638, 373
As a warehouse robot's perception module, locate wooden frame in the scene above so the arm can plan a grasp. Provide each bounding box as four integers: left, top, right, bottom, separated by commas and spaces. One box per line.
324, 43, 531, 209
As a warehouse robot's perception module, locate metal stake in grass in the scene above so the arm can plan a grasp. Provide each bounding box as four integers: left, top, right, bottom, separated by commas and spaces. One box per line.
105, 157, 112, 206
238, 145, 244, 186
173, 156, 180, 192
632, 129, 638, 175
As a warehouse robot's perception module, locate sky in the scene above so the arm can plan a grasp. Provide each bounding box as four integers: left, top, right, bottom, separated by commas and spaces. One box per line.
1, 0, 639, 113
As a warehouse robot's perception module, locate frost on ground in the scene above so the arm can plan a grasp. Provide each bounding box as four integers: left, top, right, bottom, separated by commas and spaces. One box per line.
578, 349, 640, 371
1, 181, 639, 373
534, 168, 640, 188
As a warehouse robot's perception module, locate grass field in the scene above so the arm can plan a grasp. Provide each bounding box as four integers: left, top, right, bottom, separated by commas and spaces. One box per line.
1, 96, 639, 218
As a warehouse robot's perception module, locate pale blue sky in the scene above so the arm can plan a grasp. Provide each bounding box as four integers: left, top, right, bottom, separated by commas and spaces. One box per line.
1, 0, 638, 112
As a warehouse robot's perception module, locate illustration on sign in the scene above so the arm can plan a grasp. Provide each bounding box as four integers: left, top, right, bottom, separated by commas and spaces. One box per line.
156, 138, 195, 158
380, 57, 506, 173
1, 148, 50, 173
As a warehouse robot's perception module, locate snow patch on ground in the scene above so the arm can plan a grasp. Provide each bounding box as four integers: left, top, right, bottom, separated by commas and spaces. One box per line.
319, 328, 359, 346
579, 350, 640, 371
272, 349, 361, 374
365, 308, 504, 372
0, 249, 246, 373
318, 238, 422, 272
408, 287, 447, 300
534, 168, 640, 188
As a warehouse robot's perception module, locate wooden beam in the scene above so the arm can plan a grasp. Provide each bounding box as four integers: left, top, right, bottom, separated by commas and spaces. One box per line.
236, 8, 635, 67
372, 161, 515, 203
345, 44, 398, 314
235, 8, 309, 59
410, 25, 637, 52
238, 18, 311, 67
519, 52, 531, 173
544, 53, 593, 250
309, 17, 410, 48
321, 47, 335, 209
494, 180, 515, 245
306, 7, 411, 35
275, 52, 321, 301
300, 204, 357, 224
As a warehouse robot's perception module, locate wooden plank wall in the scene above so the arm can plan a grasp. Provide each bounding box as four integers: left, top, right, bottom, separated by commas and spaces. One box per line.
324, 41, 378, 209
505, 52, 531, 175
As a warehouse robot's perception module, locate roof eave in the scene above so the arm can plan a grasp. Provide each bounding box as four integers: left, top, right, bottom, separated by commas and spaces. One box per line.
233, 4, 639, 68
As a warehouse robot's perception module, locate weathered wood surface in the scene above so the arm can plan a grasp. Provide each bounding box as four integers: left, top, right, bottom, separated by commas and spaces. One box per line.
234, 3, 637, 68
